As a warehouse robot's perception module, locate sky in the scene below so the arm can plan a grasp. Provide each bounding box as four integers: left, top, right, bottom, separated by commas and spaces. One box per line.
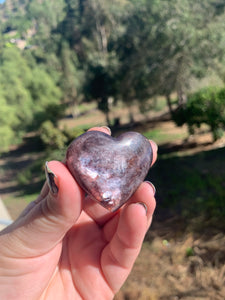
0, 0, 5, 3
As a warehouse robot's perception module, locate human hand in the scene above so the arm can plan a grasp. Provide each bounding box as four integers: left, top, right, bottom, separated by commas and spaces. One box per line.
0, 127, 157, 300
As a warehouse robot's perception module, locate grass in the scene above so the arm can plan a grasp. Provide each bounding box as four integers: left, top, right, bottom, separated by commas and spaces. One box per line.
148, 145, 225, 230
143, 128, 187, 144
4, 192, 40, 205
74, 123, 99, 130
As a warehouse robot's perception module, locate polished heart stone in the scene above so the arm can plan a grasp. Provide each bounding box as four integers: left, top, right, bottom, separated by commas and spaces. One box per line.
66, 131, 153, 211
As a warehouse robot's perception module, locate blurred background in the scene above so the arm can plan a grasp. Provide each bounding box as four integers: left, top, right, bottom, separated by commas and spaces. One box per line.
0, 0, 225, 298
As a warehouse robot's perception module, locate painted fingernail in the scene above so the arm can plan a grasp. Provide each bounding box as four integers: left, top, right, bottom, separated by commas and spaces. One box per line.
137, 202, 148, 215
101, 126, 111, 135
149, 140, 158, 152
145, 181, 156, 195
45, 161, 58, 194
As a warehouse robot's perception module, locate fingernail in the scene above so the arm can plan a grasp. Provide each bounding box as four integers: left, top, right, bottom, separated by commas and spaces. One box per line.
137, 202, 148, 215
149, 140, 158, 152
101, 126, 111, 135
145, 181, 156, 195
45, 161, 58, 194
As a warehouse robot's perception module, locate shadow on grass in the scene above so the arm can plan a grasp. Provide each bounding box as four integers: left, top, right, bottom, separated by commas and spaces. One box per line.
148, 144, 225, 233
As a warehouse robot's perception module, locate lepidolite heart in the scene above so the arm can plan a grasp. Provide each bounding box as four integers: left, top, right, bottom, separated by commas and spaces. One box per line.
66, 131, 153, 211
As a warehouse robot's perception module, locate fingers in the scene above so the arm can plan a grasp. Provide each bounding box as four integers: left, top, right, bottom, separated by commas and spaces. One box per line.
88, 126, 111, 135
127, 181, 156, 228
103, 182, 156, 243
149, 140, 158, 166
84, 181, 155, 228
83, 195, 119, 226
1, 161, 84, 257
101, 182, 156, 293
44, 161, 84, 225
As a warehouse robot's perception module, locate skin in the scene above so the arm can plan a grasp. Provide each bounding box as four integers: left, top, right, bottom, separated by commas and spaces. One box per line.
0, 127, 157, 300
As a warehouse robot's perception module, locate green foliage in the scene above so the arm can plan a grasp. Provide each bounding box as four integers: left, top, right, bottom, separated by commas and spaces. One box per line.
115, 0, 225, 108
62, 126, 84, 144
27, 67, 62, 130
173, 87, 225, 141
84, 59, 119, 112
186, 247, 194, 257
0, 125, 15, 152
0, 47, 62, 151
17, 160, 43, 186
0, 95, 20, 151
1, 0, 225, 150
27, 0, 66, 47
59, 41, 83, 113
40, 120, 84, 151
40, 121, 67, 150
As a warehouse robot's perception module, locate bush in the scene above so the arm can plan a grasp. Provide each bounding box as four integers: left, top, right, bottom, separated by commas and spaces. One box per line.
40, 120, 84, 151
0, 48, 63, 151
0, 126, 16, 152
62, 126, 85, 144
173, 87, 225, 141
16, 122, 85, 186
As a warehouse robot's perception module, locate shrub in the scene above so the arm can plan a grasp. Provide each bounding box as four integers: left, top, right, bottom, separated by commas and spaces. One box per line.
173, 87, 225, 141
40, 121, 67, 150
39, 121, 84, 151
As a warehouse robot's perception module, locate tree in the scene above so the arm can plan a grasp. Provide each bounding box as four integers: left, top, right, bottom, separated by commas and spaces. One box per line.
0, 95, 19, 151
115, 0, 225, 115
80, 0, 125, 124
56, 0, 124, 124
0, 47, 33, 129
0, 46, 62, 151
1, 0, 225, 147
27, 0, 66, 48
173, 86, 225, 141
59, 41, 83, 117
84, 60, 118, 125
27, 66, 62, 130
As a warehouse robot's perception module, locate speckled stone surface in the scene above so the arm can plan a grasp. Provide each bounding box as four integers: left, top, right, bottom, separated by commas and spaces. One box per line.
66, 131, 153, 211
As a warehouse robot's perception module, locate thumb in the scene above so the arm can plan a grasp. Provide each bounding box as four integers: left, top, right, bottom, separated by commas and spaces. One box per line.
0, 161, 84, 257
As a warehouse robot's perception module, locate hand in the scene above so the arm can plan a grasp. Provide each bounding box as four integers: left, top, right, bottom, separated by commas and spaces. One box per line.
0, 127, 157, 300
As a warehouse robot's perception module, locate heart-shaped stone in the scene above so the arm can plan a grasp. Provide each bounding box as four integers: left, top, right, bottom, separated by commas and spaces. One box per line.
66, 131, 153, 211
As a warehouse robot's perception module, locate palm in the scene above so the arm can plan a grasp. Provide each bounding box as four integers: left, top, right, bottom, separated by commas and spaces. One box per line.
33, 207, 139, 299
22, 194, 151, 300
50, 212, 114, 299
35, 211, 114, 299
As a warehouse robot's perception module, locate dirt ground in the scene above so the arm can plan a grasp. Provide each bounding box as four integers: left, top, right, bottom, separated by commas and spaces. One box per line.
115, 220, 225, 300
0, 109, 225, 299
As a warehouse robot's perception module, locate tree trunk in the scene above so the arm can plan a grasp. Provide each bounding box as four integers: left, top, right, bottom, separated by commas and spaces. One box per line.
177, 87, 187, 106
166, 94, 173, 117
98, 97, 111, 126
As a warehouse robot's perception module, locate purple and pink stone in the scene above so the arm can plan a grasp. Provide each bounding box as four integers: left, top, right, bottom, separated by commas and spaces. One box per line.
66, 131, 153, 212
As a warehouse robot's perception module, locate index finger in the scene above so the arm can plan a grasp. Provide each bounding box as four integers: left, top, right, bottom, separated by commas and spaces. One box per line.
101, 182, 156, 293
149, 140, 158, 166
